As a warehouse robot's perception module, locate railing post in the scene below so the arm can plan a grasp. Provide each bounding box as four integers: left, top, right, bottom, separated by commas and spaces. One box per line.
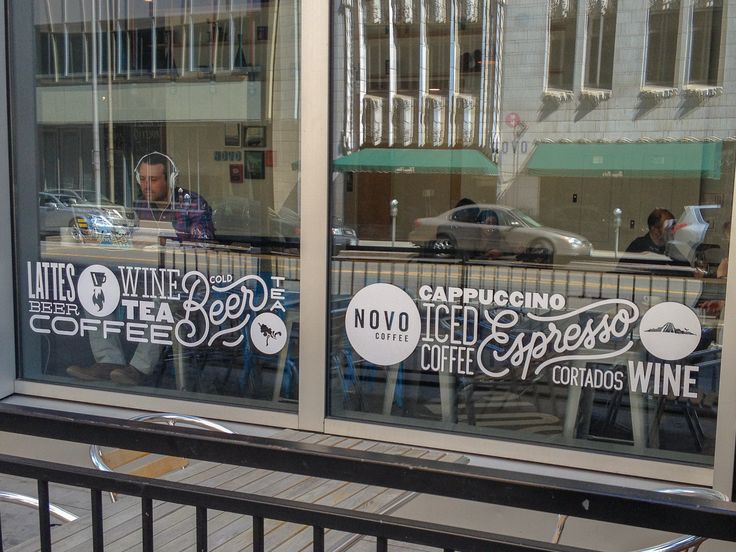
196, 506, 207, 551
377, 536, 388, 552
313, 526, 324, 552
141, 497, 153, 552
91, 489, 104, 552
253, 516, 264, 552
37, 480, 51, 552
0, 510, 4, 552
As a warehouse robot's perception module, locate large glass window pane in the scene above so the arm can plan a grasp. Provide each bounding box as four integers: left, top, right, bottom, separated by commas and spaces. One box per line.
688, 2, 723, 86
584, 2, 616, 90
645, 2, 679, 87
548, 1, 577, 91
13, 0, 301, 411
330, 0, 730, 468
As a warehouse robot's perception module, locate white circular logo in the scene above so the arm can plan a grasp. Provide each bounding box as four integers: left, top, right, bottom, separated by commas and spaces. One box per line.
345, 283, 421, 366
639, 302, 702, 360
250, 312, 288, 355
77, 265, 120, 317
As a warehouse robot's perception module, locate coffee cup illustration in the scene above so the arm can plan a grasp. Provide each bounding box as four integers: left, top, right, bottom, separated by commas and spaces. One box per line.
77, 265, 120, 318
91, 271, 107, 287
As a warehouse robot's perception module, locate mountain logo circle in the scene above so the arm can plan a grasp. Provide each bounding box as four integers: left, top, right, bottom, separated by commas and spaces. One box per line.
639, 302, 702, 361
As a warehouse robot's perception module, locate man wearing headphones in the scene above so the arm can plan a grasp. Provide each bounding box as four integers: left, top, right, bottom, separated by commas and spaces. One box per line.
66, 152, 215, 385
134, 152, 215, 241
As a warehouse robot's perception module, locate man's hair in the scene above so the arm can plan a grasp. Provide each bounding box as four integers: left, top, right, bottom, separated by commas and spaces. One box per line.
647, 208, 674, 229
139, 153, 170, 180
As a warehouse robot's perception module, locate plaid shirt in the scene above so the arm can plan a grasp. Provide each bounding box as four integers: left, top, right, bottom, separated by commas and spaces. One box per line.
134, 187, 215, 241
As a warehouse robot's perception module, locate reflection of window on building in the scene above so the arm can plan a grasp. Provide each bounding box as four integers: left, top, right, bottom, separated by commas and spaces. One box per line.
427, 26, 450, 93
366, 26, 388, 92
458, 23, 484, 92
584, 0, 616, 90
396, 25, 419, 92
37, 31, 59, 78
645, 0, 680, 87
547, 0, 577, 91
688, 0, 723, 85
35, 7, 269, 81
65, 28, 88, 77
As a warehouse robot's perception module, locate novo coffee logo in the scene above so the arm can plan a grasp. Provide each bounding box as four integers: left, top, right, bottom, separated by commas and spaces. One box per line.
346, 283, 421, 366
639, 302, 702, 361
77, 265, 120, 318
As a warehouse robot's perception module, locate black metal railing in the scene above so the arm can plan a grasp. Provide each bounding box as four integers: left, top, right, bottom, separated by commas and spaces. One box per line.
0, 404, 735, 552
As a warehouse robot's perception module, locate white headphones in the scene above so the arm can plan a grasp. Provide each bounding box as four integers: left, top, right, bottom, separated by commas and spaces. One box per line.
134, 151, 180, 189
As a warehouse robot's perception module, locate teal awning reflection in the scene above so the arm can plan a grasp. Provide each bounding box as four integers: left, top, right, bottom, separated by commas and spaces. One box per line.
333, 148, 498, 176
527, 142, 722, 179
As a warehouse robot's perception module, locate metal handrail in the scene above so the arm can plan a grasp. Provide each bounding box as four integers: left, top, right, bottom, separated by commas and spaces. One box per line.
552, 487, 729, 552
0, 455, 586, 552
0, 404, 734, 548
89, 412, 233, 473
0, 491, 78, 523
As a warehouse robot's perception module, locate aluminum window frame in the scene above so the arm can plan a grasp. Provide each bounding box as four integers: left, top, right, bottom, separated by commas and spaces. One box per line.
1, 0, 736, 495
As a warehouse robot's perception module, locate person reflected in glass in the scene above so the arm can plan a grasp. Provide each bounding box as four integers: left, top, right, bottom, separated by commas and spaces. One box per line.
66, 152, 215, 385
624, 208, 676, 256
621, 207, 703, 277
479, 210, 506, 260
134, 152, 215, 242
699, 221, 730, 317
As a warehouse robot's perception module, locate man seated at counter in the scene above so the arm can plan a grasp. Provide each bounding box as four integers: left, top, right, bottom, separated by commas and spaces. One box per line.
625, 208, 675, 256
66, 152, 215, 385
620, 207, 696, 272
134, 152, 215, 242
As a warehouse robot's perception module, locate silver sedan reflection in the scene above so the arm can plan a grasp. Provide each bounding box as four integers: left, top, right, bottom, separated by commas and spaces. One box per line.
409, 204, 592, 263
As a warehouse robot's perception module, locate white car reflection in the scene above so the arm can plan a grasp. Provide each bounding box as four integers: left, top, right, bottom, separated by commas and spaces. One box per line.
39, 191, 138, 243
409, 204, 592, 263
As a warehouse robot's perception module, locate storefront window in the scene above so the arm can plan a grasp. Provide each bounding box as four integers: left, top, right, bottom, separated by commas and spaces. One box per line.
330, 0, 730, 466
13, 0, 301, 410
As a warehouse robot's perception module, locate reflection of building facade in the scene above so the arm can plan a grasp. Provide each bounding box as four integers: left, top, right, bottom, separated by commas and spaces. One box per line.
336, 0, 733, 256
34, 0, 299, 232
498, 0, 732, 253
335, 0, 502, 239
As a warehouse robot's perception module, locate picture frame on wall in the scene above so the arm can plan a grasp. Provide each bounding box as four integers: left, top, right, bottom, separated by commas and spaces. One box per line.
230, 163, 244, 183
224, 123, 241, 147
243, 126, 267, 148
244, 150, 265, 179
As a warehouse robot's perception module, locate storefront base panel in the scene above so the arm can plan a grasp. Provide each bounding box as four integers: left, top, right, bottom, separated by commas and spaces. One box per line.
12, 382, 299, 430
324, 418, 714, 488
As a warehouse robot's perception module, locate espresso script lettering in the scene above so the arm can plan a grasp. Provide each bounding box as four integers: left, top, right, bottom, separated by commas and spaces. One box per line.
475, 299, 639, 379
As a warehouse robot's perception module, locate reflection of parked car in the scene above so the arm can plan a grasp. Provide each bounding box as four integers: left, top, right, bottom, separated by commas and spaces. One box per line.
212, 198, 358, 247
409, 204, 592, 262
269, 207, 359, 248
39, 191, 138, 242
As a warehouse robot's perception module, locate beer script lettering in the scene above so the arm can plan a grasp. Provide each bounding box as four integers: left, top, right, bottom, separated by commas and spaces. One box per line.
175, 272, 269, 347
